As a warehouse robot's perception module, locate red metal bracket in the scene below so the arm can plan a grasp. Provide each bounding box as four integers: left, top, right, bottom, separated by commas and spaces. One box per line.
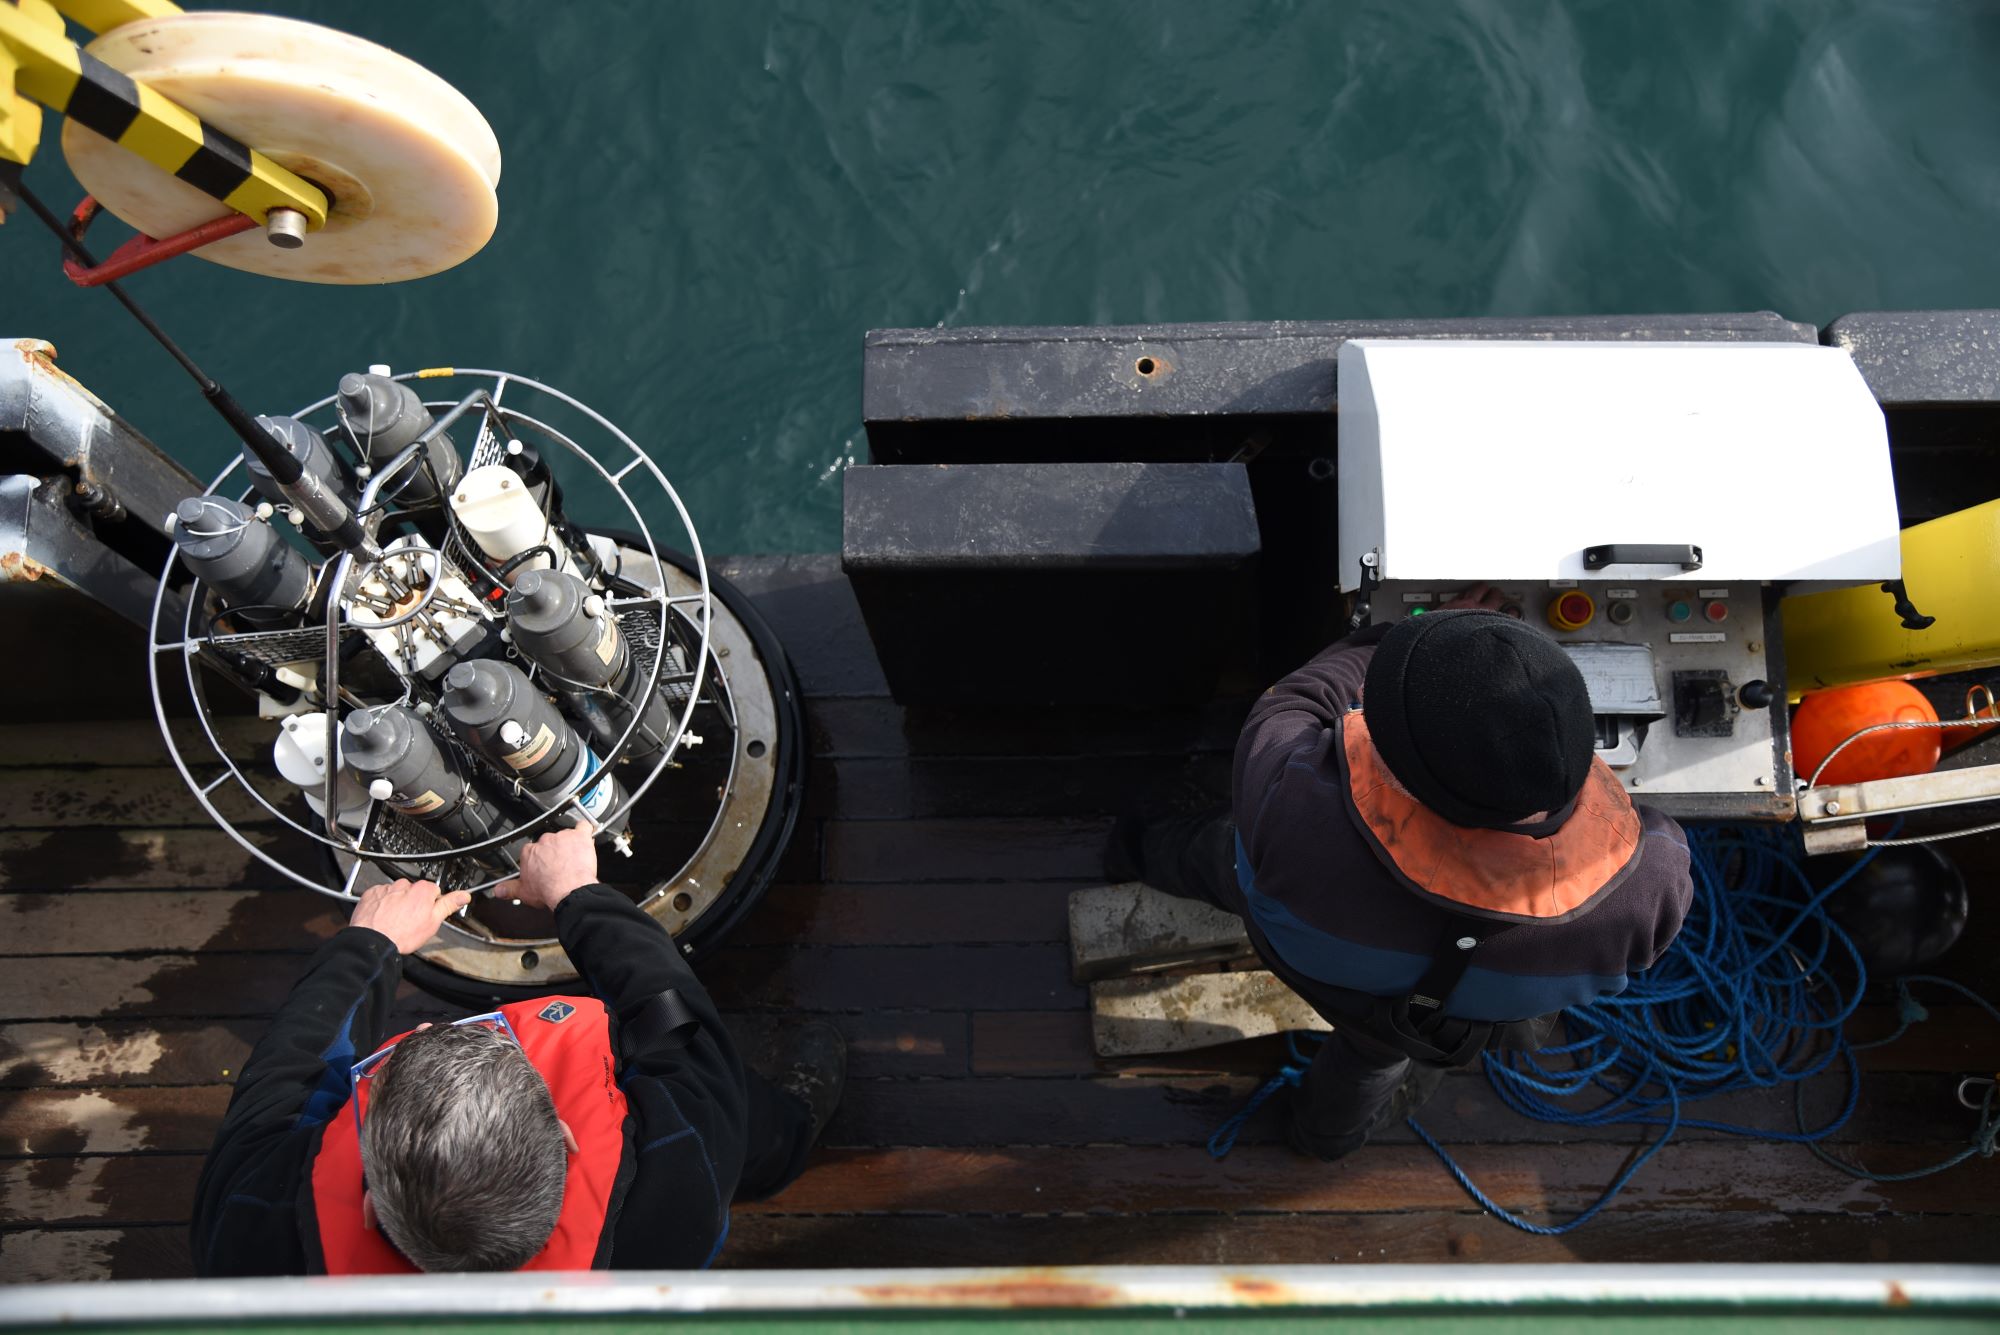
62, 195, 259, 287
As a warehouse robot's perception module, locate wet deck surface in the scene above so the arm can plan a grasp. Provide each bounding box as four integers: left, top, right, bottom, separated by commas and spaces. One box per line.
4, 554, 1998, 1280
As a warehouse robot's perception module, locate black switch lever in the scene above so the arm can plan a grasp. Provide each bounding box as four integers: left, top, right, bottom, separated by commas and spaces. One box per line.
1672, 670, 1738, 738
1880, 579, 1936, 631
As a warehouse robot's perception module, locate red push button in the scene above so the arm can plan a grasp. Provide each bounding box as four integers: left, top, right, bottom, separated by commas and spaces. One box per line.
1705, 600, 1729, 623
1546, 591, 1595, 632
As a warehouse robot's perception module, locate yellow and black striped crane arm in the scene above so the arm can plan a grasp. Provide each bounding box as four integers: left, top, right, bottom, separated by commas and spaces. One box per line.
1, 0, 327, 230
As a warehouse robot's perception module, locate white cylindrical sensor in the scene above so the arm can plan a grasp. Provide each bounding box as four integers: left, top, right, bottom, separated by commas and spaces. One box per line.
451, 464, 577, 580
274, 712, 370, 829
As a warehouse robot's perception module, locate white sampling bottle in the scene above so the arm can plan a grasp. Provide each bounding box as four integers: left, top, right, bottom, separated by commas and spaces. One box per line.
452, 463, 579, 580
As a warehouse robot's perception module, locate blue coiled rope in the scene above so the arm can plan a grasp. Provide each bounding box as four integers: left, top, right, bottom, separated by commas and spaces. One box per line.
1207, 1031, 1317, 1158
1210, 823, 2000, 1233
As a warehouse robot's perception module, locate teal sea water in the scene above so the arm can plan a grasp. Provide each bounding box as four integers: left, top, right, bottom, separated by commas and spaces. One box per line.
10, 0, 2000, 552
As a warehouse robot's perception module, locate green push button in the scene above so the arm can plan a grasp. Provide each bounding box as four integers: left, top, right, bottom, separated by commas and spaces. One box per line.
1667, 600, 1692, 623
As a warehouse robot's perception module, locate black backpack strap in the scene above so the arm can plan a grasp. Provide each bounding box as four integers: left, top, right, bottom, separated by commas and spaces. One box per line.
1407, 914, 1515, 1015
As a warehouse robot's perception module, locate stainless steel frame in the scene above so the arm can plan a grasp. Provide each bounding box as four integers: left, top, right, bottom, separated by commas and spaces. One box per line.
146, 368, 713, 901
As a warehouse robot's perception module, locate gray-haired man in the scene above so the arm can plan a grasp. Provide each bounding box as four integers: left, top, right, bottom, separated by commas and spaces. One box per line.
190, 825, 844, 1273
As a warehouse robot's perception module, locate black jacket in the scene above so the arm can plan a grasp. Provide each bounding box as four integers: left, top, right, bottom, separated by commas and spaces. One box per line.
1228, 626, 1694, 1053
189, 885, 797, 1275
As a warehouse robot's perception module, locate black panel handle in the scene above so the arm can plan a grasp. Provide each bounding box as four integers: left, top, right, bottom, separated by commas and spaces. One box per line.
1582, 543, 1703, 571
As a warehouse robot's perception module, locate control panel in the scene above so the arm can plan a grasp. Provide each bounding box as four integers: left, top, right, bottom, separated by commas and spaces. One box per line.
1367, 580, 1789, 815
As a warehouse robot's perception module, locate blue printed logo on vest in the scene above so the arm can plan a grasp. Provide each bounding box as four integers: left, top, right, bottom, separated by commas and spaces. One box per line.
538, 1001, 576, 1024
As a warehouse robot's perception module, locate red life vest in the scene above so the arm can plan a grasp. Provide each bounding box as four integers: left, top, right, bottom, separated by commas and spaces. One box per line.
307, 996, 630, 1273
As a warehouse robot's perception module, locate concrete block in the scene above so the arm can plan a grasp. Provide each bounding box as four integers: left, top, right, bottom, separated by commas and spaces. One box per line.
1090, 970, 1330, 1056
1067, 881, 1253, 982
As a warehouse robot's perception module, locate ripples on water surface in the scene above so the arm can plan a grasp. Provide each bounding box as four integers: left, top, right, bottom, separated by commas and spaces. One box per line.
12, 0, 2000, 550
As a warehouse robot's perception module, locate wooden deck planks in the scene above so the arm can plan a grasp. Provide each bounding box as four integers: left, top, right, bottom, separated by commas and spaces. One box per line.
740, 1142, 2000, 1216
736, 883, 1075, 947
2, 1086, 230, 1155
0, 769, 279, 831
705, 945, 1086, 1013
0, 1022, 261, 1090
0, 829, 313, 892
9, 1141, 1996, 1234
721, 1210, 1997, 1268
823, 1072, 1983, 1148
0, 890, 337, 955
2, 957, 327, 1022
821, 817, 1115, 884
3, 555, 1996, 1281
8, 1209, 1988, 1281
4, 1155, 206, 1229
971, 1005, 2000, 1078
1, 1228, 193, 1285
0, 1013, 970, 1092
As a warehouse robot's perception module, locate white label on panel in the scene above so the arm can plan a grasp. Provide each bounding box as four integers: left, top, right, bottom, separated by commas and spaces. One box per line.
1401, 592, 1434, 603
1669, 632, 1727, 644
1607, 588, 1638, 599
1549, 578, 1578, 588
1698, 588, 1730, 599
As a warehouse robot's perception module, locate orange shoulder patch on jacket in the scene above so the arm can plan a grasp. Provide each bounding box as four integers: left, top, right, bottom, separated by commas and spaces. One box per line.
1340, 711, 1641, 919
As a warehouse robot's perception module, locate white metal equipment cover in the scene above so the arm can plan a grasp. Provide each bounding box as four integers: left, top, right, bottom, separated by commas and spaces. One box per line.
1336, 340, 1900, 588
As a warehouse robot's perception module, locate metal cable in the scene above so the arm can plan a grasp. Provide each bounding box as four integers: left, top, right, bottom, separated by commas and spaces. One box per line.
1805, 715, 1999, 789
1867, 819, 2000, 848
1805, 714, 2000, 846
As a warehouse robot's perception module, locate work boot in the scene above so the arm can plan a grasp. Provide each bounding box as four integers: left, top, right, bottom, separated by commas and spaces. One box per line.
774, 1020, 847, 1144
1391, 1061, 1449, 1122
1105, 772, 1228, 886
1283, 1059, 1449, 1162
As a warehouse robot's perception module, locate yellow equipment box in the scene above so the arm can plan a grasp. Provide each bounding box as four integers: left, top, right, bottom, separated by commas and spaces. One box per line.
1783, 498, 2000, 698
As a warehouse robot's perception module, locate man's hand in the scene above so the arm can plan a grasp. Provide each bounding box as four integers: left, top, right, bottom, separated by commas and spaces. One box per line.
1439, 582, 1508, 612
499, 822, 601, 912
350, 880, 473, 955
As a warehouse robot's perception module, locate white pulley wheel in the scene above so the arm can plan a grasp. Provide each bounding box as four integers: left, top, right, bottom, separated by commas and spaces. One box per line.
61, 12, 501, 284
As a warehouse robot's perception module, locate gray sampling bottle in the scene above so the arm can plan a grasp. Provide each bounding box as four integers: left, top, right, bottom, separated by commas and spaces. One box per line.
506, 569, 673, 762
439, 658, 630, 845
343, 704, 516, 863
170, 496, 310, 628
336, 371, 463, 506
242, 416, 358, 553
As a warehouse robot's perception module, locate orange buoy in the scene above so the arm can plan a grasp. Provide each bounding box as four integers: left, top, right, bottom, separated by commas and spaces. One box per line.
1792, 681, 1941, 786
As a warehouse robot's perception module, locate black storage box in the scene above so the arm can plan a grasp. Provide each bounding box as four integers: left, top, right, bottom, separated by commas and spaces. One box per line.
842, 461, 1260, 708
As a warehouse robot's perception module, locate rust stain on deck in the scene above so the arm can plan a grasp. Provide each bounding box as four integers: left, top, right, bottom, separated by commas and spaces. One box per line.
1224, 1276, 1295, 1303
856, 1271, 1120, 1308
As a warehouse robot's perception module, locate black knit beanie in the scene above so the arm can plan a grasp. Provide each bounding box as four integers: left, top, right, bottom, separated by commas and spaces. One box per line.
1361, 609, 1596, 830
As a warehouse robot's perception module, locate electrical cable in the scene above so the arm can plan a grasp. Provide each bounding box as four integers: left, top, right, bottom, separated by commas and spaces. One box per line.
1805, 973, 2000, 1182
10, 181, 306, 477
489, 544, 556, 585
169, 497, 256, 540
